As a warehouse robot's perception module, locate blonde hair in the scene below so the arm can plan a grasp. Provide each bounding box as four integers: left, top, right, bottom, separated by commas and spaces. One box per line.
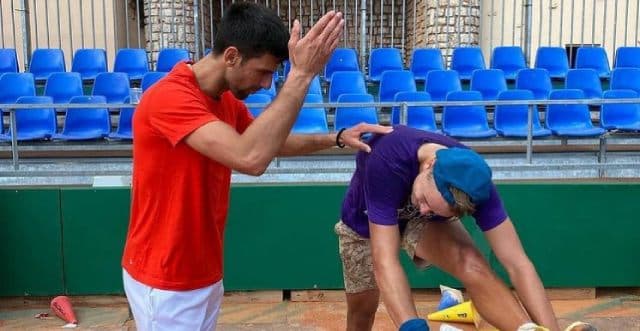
450, 186, 476, 216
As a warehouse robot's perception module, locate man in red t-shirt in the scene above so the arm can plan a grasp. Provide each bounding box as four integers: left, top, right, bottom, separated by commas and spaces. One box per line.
121, 3, 391, 330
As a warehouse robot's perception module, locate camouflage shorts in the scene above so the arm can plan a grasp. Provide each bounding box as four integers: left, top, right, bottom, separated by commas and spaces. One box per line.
334, 219, 431, 294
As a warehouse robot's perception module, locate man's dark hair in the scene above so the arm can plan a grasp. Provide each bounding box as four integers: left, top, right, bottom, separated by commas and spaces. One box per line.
212, 2, 289, 61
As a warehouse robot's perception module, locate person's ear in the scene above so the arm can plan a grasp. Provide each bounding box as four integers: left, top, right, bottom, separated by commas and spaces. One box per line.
223, 47, 241, 67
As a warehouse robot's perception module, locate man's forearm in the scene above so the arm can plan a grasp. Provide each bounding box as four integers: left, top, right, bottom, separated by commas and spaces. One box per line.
277, 133, 336, 156
508, 262, 560, 331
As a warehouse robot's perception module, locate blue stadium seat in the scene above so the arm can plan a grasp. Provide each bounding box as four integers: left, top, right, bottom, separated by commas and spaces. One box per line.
328, 71, 367, 102
0, 48, 19, 73
515, 68, 552, 100
410, 48, 444, 82
575, 47, 610, 78
565, 69, 603, 99
308, 75, 323, 96
546, 89, 606, 137
450, 47, 486, 80
109, 104, 135, 140
378, 70, 416, 102
610, 68, 640, 94
71, 48, 107, 81
43, 72, 84, 104
368, 48, 403, 82
0, 73, 36, 104
614, 46, 640, 68
156, 48, 190, 72
534, 47, 569, 79
283, 60, 291, 79
243, 93, 271, 117
600, 90, 640, 131
29, 48, 66, 81
442, 91, 496, 138
425, 70, 462, 102
391, 91, 438, 132
141, 72, 168, 91
470, 69, 507, 100
334, 93, 378, 131
204, 48, 212, 56
254, 75, 277, 100
53, 95, 111, 140
494, 90, 551, 138
490, 46, 527, 80
324, 48, 359, 82
0, 96, 56, 141
113, 48, 149, 80
92, 72, 131, 103
292, 94, 329, 134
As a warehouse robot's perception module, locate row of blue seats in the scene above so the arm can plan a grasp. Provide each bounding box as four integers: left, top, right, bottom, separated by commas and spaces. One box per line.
250, 67, 640, 104
244, 89, 640, 138
0, 72, 167, 105
0, 47, 188, 81
2, 88, 638, 142
321, 46, 640, 82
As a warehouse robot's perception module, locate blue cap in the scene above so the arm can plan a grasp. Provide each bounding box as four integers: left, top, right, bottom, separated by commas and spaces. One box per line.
433, 148, 492, 205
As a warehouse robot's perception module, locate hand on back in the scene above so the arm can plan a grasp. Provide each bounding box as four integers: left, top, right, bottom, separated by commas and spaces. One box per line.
287, 11, 345, 77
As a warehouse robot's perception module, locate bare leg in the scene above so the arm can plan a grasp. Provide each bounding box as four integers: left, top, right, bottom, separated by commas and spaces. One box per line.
414, 220, 530, 330
346, 289, 379, 331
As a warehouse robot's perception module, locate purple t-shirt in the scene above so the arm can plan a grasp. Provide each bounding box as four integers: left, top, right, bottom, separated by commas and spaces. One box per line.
341, 125, 507, 238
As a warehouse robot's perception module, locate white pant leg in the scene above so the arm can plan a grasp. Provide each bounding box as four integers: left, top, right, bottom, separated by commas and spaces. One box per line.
123, 269, 224, 331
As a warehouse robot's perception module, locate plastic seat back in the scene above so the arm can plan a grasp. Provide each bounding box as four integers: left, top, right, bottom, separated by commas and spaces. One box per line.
71, 48, 107, 80
0, 73, 36, 104
410, 48, 444, 81
610, 68, 640, 94
575, 47, 610, 78
29, 48, 66, 81
451, 47, 486, 80
8, 96, 57, 140
328, 71, 367, 102
293, 94, 329, 134
442, 90, 496, 138
534, 47, 569, 79
490, 46, 526, 80
425, 70, 462, 102
324, 48, 359, 82
243, 93, 271, 117
494, 89, 550, 137
43, 72, 84, 104
470, 69, 507, 100
565, 69, 603, 99
614, 47, 640, 68
0, 48, 19, 73
55, 95, 111, 140
392, 91, 437, 132
156, 48, 190, 72
546, 89, 605, 136
601, 89, 640, 130
368, 48, 403, 82
113, 48, 149, 80
379, 70, 417, 102
515, 68, 552, 100
92, 72, 131, 103
334, 93, 378, 130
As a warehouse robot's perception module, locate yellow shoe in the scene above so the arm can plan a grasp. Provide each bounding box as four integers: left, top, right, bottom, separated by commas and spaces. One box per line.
517, 322, 550, 331
564, 321, 598, 331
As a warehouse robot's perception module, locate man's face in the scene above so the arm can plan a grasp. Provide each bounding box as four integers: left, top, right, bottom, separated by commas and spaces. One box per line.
226, 52, 280, 100
410, 170, 456, 218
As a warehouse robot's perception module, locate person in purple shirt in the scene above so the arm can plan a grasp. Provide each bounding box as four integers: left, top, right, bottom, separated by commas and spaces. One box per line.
335, 125, 560, 331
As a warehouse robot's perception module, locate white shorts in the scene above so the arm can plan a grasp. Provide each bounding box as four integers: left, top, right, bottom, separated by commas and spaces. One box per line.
123, 269, 224, 331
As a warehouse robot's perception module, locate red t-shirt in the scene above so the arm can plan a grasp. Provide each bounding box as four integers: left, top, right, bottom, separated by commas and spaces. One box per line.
122, 62, 253, 290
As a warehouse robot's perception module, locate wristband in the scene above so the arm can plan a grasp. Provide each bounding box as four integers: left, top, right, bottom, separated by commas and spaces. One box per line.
398, 318, 429, 331
335, 128, 346, 148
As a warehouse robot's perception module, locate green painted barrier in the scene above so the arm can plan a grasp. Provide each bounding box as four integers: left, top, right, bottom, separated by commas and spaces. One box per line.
0, 183, 638, 296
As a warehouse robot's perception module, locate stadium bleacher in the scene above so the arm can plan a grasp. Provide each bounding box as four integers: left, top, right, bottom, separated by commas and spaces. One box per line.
1, 45, 640, 146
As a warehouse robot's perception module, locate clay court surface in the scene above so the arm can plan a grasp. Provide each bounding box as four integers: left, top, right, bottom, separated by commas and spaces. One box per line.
1, 288, 638, 330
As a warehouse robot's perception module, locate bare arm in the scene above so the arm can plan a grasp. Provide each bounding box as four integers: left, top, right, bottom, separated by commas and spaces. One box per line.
369, 222, 418, 328
185, 12, 345, 175
278, 123, 393, 156
485, 218, 560, 331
